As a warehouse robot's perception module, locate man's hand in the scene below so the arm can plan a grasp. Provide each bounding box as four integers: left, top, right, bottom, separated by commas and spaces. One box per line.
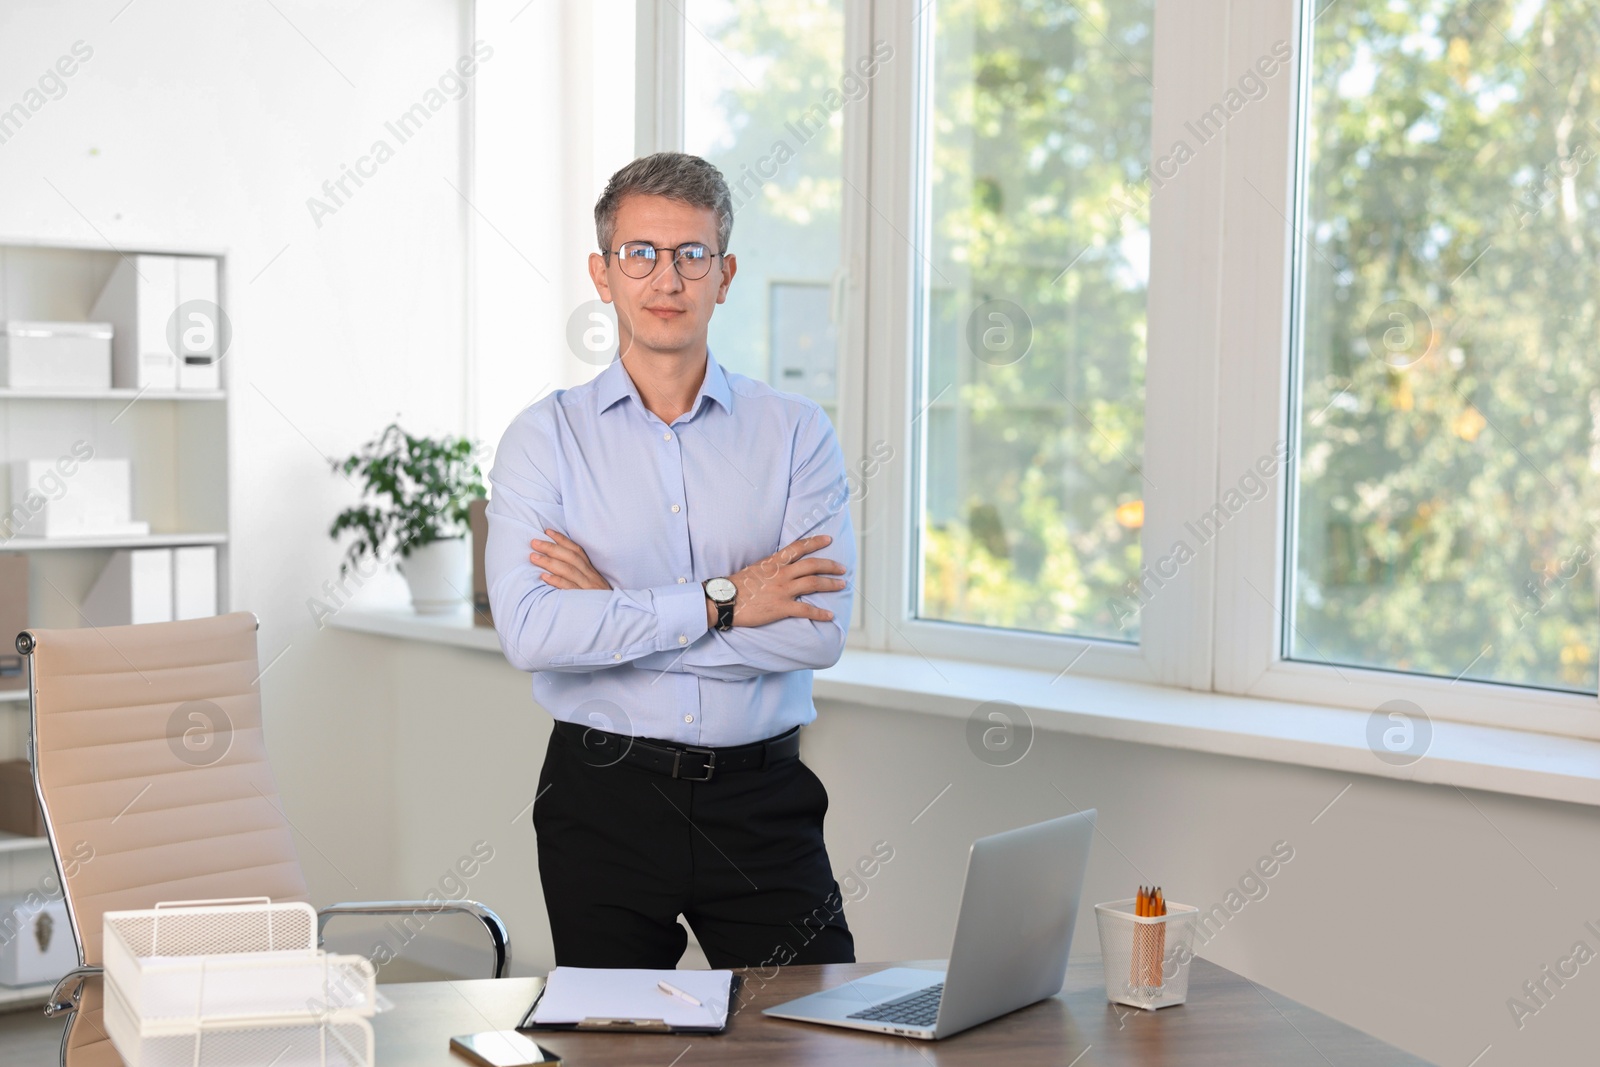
720, 534, 848, 629
529, 529, 611, 590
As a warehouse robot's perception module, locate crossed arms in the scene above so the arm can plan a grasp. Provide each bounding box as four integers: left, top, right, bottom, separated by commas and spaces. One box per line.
484, 406, 856, 682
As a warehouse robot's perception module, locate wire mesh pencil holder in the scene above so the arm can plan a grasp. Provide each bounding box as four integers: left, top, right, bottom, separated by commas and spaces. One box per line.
1093, 899, 1199, 1010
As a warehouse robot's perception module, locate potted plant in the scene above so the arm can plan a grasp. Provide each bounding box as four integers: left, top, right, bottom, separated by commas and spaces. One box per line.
328, 423, 487, 615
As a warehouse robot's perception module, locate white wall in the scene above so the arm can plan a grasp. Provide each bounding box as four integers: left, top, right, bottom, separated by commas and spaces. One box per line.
471, 0, 636, 447
0, 0, 485, 903
0, 0, 639, 973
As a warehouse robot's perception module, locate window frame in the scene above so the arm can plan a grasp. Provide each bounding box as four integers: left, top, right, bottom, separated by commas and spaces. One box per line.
861, 0, 1166, 686
1210, 0, 1600, 740
642, 0, 1600, 739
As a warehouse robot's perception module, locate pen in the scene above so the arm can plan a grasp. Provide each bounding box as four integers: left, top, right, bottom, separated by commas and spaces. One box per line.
658, 980, 703, 1007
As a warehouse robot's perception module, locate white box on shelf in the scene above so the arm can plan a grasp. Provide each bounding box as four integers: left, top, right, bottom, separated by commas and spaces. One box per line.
0, 321, 113, 390
0, 894, 75, 987
83, 548, 173, 626
174, 257, 221, 391
90, 254, 180, 390
172, 545, 217, 619
8, 458, 149, 539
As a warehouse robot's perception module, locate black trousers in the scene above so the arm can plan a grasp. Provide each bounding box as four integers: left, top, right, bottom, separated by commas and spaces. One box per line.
532, 723, 855, 969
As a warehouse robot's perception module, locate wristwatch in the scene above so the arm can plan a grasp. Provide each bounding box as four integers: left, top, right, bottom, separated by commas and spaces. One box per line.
703, 577, 736, 632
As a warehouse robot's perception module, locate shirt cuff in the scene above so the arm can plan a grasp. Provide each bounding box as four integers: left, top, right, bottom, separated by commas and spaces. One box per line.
655, 580, 710, 652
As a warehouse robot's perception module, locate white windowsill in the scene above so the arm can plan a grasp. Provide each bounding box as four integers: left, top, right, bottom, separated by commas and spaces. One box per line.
327, 602, 502, 652
326, 605, 1600, 808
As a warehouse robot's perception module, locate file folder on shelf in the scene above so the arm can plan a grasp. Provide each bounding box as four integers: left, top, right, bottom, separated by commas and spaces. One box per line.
91, 253, 223, 391
91, 255, 177, 390
172, 545, 218, 619
175, 256, 220, 390
82, 548, 173, 626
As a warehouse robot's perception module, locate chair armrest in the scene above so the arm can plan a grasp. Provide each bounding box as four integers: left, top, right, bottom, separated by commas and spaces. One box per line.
45, 965, 102, 1018
317, 900, 511, 979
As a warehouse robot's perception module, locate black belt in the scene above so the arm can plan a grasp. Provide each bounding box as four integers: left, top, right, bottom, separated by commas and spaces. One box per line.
553, 720, 800, 782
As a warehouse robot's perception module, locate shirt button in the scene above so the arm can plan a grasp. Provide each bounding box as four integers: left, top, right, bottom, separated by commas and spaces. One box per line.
678, 634, 688, 644
671, 504, 681, 513
677, 576, 687, 583
663, 432, 672, 441
684, 714, 694, 723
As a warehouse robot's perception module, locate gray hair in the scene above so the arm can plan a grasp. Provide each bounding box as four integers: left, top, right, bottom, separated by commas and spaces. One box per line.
594, 152, 734, 254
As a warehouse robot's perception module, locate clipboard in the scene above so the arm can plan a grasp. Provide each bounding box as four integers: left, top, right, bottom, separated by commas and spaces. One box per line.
517, 972, 741, 1035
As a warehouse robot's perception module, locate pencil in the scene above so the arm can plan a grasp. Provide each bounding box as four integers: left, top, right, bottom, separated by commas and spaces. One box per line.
1130, 887, 1144, 992
1133, 886, 1157, 992
1152, 886, 1166, 989
1143, 886, 1152, 989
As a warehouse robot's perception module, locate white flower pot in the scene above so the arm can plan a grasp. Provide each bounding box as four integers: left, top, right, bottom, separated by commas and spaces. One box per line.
399, 537, 469, 615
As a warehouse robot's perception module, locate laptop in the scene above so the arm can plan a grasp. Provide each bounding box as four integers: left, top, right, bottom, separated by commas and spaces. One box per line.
763, 808, 1096, 1040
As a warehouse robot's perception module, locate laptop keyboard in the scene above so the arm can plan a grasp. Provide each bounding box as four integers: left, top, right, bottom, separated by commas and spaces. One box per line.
845, 982, 944, 1028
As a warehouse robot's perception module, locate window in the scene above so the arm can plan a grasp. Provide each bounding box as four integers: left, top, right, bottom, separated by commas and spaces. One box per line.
1287, 0, 1600, 693
642, 0, 1599, 736
682, 0, 851, 429
911, 0, 1152, 641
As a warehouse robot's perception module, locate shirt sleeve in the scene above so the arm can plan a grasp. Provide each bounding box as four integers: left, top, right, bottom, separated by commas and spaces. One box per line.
631, 405, 855, 682
485, 407, 711, 674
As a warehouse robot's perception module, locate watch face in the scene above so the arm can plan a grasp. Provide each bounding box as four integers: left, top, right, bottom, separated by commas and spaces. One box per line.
706, 577, 736, 602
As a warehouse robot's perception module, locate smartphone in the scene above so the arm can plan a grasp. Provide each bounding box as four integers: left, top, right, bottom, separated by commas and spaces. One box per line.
449, 1030, 562, 1066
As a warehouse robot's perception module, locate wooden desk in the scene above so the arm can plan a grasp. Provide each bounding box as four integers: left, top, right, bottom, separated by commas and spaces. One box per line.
376, 957, 1429, 1066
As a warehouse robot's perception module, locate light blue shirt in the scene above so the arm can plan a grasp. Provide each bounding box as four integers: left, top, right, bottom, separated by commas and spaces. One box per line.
485, 349, 855, 747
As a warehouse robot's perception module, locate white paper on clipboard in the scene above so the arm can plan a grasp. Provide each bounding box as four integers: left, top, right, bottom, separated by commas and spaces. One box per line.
529, 967, 733, 1028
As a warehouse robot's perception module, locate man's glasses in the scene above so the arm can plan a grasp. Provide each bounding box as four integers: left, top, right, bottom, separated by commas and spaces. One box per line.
604, 241, 722, 281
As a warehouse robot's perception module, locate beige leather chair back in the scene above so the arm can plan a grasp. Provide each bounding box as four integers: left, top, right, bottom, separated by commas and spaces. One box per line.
23, 611, 310, 1065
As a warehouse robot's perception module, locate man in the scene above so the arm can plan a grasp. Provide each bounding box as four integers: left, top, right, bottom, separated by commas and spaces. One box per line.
485, 152, 857, 969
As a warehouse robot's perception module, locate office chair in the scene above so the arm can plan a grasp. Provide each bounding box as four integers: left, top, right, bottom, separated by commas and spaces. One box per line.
16, 611, 511, 1067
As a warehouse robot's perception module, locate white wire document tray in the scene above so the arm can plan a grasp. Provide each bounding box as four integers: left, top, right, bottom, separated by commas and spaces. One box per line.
101, 897, 377, 1067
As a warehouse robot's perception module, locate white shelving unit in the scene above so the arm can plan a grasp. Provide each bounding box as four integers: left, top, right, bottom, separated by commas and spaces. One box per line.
0, 237, 233, 638
2, 532, 228, 552
0, 826, 57, 1010
0, 238, 232, 1008
0, 388, 225, 402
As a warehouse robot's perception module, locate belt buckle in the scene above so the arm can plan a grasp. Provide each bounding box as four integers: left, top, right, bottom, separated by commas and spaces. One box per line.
672, 746, 717, 781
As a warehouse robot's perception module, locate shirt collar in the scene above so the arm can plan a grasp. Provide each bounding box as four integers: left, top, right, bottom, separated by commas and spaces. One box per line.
595, 348, 733, 419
